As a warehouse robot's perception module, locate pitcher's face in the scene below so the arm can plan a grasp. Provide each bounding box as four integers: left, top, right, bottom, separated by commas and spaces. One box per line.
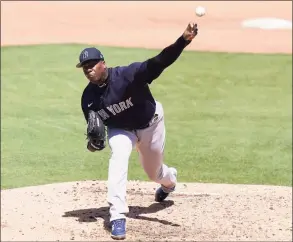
82, 60, 107, 85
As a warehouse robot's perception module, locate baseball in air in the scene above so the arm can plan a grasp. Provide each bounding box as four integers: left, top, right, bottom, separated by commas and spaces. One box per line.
195, 6, 206, 17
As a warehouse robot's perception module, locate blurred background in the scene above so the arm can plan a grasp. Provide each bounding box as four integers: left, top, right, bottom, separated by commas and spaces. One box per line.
1, 1, 292, 189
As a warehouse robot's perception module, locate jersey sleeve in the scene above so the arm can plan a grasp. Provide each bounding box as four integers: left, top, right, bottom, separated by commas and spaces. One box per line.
81, 84, 96, 123
122, 35, 191, 85
81, 91, 90, 123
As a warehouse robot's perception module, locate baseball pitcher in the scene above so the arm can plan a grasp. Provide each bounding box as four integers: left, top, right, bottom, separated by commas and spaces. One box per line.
77, 22, 198, 240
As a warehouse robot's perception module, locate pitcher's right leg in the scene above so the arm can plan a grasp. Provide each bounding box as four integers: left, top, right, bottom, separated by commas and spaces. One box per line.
107, 128, 137, 239
136, 102, 177, 202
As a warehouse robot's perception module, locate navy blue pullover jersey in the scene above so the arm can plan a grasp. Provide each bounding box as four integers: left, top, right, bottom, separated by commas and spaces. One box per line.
81, 35, 190, 130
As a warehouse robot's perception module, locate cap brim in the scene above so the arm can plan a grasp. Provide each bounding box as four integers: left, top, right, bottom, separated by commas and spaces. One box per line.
76, 62, 83, 68
76, 58, 104, 68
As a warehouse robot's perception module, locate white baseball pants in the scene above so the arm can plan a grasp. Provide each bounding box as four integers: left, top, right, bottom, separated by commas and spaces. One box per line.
106, 101, 177, 222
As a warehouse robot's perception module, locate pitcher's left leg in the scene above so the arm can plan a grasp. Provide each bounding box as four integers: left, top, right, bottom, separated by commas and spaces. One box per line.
136, 102, 177, 200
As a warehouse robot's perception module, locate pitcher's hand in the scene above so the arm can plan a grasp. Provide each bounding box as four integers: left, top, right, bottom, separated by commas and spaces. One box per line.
183, 22, 198, 41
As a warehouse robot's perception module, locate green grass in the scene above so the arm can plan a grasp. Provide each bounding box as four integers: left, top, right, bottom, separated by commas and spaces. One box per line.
1, 44, 292, 189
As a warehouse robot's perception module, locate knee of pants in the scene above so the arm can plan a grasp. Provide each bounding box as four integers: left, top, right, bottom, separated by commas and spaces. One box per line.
109, 140, 133, 162
108, 150, 131, 179
108, 144, 133, 183
110, 150, 131, 163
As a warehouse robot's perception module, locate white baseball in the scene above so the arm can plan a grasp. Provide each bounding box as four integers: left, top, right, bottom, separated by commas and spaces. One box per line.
195, 6, 206, 17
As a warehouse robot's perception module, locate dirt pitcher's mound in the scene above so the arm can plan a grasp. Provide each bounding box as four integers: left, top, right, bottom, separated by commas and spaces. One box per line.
1, 181, 292, 241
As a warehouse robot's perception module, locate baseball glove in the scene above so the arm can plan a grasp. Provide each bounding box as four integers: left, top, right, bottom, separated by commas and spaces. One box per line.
86, 110, 106, 152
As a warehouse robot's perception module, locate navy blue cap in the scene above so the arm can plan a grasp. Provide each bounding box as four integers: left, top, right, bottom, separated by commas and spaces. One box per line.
76, 47, 104, 68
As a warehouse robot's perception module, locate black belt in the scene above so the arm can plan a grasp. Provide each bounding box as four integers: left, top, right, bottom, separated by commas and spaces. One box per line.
123, 113, 159, 131
136, 113, 159, 130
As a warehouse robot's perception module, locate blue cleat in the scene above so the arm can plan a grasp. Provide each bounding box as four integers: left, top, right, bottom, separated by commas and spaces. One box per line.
155, 186, 172, 202
110, 218, 126, 240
